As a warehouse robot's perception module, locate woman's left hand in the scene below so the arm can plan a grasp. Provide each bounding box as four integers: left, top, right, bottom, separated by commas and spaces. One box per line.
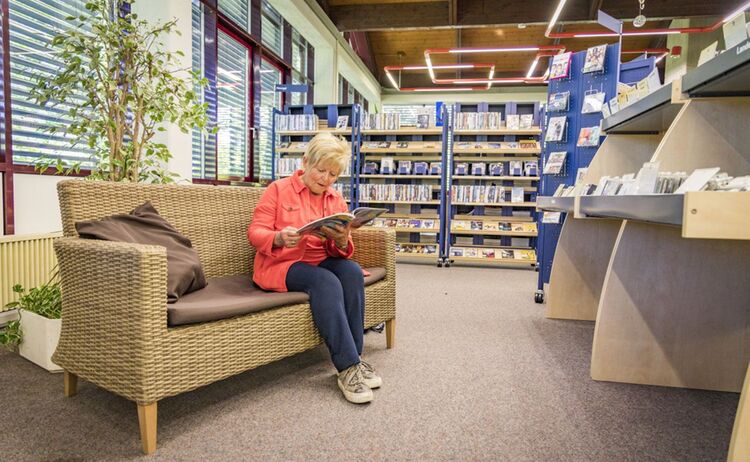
321, 223, 350, 249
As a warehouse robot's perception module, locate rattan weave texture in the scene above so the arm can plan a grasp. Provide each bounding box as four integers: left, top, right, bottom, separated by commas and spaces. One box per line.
53, 180, 396, 404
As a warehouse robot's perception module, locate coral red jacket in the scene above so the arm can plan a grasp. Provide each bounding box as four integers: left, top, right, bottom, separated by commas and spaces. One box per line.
247, 170, 355, 292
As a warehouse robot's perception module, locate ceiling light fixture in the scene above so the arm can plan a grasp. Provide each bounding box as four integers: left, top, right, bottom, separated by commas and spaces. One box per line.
448, 47, 540, 53
545, 0, 569, 37
385, 70, 399, 90
633, 0, 647, 27
526, 57, 540, 79
724, 1, 750, 22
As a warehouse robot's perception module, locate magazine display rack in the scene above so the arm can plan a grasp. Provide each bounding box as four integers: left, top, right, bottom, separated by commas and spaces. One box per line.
358, 115, 448, 264
272, 104, 361, 204
535, 44, 631, 304
445, 102, 542, 267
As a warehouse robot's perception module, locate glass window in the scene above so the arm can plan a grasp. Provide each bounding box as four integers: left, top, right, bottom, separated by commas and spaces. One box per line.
217, 30, 249, 180
218, 0, 250, 33
291, 29, 306, 76
256, 59, 282, 181
191, 0, 212, 179
261, 1, 282, 57
8, 0, 94, 167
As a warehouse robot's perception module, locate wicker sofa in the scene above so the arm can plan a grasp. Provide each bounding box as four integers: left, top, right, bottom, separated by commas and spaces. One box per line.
52, 180, 396, 454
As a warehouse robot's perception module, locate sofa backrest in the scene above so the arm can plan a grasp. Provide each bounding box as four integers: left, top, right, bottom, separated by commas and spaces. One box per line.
57, 180, 263, 278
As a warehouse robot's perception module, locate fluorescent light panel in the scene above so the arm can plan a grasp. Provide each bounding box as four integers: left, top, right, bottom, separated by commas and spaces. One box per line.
385, 70, 399, 90
545, 0, 569, 36
724, 1, 750, 22
526, 58, 540, 79
412, 87, 475, 92
449, 47, 539, 53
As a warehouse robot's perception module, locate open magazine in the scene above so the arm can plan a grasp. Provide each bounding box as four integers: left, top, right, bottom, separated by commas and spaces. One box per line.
296, 207, 389, 235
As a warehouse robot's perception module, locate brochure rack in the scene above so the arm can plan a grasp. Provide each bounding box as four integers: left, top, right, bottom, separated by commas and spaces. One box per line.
535, 44, 650, 304
445, 102, 542, 268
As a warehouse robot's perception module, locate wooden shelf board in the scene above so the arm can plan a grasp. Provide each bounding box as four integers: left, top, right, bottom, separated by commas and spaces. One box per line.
360, 174, 441, 179
453, 156, 538, 162
448, 256, 537, 265
363, 128, 443, 135
537, 196, 575, 213
450, 230, 537, 237
383, 213, 440, 219
364, 155, 443, 161
452, 201, 537, 207
395, 253, 441, 260
454, 128, 542, 135
452, 175, 539, 181
453, 214, 534, 222
278, 129, 351, 136
361, 148, 442, 153
394, 228, 440, 233
359, 200, 441, 205
683, 191, 750, 240
453, 148, 541, 155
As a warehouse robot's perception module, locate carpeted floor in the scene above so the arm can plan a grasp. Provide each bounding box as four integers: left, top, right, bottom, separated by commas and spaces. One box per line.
0, 263, 740, 461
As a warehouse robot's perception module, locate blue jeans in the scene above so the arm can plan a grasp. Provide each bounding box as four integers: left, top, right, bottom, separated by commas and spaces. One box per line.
286, 258, 365, 372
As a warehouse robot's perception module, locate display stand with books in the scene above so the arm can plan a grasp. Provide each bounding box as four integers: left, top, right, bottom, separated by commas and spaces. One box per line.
536, 40, 750, 459
272, 104, 361, 204
358, 110, 448, 264
535, 43, 643, 304
445, 101, 542, 267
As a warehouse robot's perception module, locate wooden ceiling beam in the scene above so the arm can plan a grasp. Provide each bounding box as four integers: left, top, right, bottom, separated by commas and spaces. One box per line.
448, 0, 458, 26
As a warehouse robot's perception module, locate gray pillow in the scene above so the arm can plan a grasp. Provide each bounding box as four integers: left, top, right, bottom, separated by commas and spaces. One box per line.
75, 201, 207, 303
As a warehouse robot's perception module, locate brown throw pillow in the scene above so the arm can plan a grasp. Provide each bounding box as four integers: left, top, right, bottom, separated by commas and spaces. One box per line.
76, 201, 207, 303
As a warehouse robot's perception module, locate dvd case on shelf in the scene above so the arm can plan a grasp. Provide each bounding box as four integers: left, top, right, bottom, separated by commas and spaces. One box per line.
546, 116, 567, 142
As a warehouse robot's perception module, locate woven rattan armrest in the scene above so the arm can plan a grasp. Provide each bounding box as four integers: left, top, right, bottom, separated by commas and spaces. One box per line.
52, 237, 169, 396
351, 227, 396, 273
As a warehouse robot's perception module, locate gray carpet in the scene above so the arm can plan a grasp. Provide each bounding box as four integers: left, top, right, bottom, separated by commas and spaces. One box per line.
0, 264, 739, 461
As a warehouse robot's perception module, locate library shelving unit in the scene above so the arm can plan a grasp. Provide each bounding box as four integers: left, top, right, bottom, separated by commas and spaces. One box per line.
445, 102, 542, 268
358, 120, 448, 265
272, 104, 361, 204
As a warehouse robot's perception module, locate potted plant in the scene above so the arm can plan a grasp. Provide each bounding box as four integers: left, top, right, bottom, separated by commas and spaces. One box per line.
30, 0, 212, 182
3, 279, 63, 372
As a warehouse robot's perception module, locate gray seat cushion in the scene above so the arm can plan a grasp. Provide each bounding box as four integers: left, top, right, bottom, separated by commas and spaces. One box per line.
168, 267, 387, 326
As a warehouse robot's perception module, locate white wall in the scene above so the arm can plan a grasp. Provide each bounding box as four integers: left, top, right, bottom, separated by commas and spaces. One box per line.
133, 0, 193, 183
268, 0, 381, 108
13, 174, 68, 235
381, 88, 547, 106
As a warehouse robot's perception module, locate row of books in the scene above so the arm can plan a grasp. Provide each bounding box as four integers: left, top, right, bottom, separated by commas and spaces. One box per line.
332, 183, 351, 197
358, 184, 433, 202
454, 112, 503, 130
275, 114, 319, 132
448, 247, 537, 261
370, 218, 438, 230
452, 221, 537, 233
454, 161, 537, 177
276, 158, 302, 176
362, 160, 441, 176
451, 185, 526, 204
395, 243, 438, 254
454, 141, 538, 151
363, 141, 440, 150
361, 113, 401, 130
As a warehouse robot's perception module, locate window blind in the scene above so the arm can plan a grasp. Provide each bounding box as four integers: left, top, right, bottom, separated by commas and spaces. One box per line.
8, 0, 94, 167
218, 0, 250, 33
256, 59, 281, 180
261, 1, 282, 57
217, 30, 248, 179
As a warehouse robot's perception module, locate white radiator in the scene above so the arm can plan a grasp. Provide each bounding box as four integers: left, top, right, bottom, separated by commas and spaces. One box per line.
0, 232, 62, 313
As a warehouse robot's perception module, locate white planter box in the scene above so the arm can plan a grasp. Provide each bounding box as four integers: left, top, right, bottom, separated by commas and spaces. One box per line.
18, 310, 62, 373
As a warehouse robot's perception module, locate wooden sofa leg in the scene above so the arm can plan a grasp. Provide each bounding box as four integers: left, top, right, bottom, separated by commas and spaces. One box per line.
64, 371, 78, 397
137, 402, 158, 455
385, 319, 395, 349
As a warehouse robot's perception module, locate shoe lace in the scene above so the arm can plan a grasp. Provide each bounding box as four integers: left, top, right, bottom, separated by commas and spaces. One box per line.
346, 365, 366, 388
359, 360, 374, 375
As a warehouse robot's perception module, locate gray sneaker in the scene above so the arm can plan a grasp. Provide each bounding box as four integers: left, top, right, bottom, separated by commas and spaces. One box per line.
337, 364, 373, 404
359, 360, 382, 389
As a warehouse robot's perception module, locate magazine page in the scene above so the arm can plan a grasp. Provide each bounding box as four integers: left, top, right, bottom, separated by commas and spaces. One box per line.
351, 207, 389, 228
296, 213, 354, 235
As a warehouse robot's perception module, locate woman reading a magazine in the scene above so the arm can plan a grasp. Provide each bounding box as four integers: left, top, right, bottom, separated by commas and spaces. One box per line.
247, 132, 381, 404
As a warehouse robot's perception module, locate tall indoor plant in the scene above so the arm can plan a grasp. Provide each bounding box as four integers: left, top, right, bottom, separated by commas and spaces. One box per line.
31, 0, 211, 182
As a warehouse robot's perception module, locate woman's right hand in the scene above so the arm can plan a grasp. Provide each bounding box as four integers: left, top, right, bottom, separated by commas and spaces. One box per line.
274, 226, 301, 248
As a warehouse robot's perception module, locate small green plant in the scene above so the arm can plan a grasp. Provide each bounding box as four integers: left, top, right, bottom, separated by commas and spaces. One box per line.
0, 320, 22, 352
5, 280, 62, 320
